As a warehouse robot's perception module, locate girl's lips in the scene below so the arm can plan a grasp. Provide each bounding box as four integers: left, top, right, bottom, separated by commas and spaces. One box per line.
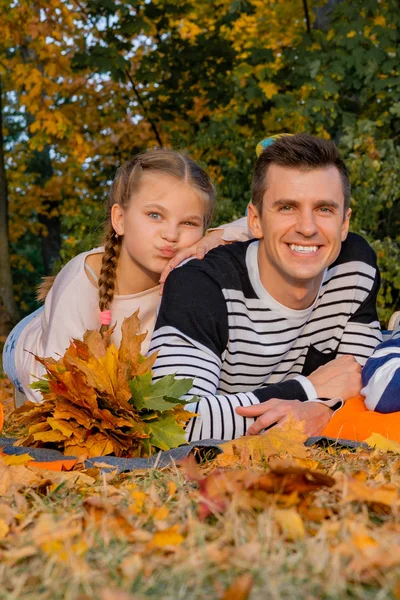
158, 247, 176, 257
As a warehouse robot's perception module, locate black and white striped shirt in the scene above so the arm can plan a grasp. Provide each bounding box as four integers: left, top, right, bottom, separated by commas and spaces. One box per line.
149, 234, 381, 441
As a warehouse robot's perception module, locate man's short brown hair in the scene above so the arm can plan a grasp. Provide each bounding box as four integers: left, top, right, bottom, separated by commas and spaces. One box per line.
251, 133, 351, 214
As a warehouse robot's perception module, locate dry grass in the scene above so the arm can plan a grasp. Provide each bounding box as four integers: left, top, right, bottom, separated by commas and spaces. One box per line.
1, 371, 400, 599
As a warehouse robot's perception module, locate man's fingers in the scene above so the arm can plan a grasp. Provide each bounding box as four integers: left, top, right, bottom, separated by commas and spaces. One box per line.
235, 404, 268, 417
246, 409, 285, 436
235, 399, 281, 418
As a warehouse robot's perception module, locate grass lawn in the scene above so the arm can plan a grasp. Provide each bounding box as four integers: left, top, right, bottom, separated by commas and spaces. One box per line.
1, 372, 400, 600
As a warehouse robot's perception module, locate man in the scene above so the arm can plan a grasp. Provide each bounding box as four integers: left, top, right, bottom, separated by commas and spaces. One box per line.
149, 134, 382, 440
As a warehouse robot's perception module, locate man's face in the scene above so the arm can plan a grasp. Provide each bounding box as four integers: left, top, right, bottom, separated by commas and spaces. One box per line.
248, 164, 351, 304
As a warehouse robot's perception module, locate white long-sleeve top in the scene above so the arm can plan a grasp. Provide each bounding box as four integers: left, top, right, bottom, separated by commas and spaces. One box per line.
9, 218, 250, 403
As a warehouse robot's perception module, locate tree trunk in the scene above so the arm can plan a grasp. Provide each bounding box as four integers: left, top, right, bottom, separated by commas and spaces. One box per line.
28, 145, 61, 274
21, 44, 61, 275
0, 76, 20, 334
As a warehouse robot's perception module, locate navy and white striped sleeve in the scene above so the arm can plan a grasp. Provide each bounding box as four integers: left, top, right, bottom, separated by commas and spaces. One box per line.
336, 254, 382, 365
361, 326, 400, 413
149, 266, 317, 442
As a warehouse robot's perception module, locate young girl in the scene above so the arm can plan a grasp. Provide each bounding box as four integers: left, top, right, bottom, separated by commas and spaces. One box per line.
3, 149, 248, 404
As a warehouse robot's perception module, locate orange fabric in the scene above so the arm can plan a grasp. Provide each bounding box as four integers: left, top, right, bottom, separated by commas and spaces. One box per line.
0, 403, 3, 432
323, 395, 400, 443
28, 458, 78, 471
0, 448, 77, 471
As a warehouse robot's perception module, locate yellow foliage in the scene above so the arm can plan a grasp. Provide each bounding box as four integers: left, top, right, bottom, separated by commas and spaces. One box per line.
365, 433, 400, 454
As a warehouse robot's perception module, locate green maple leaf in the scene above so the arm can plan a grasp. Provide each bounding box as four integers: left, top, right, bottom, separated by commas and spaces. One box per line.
148, 413, 187, 451
129, 373, 194, 412
31, 378, 50, 393
129, 372, 152, 410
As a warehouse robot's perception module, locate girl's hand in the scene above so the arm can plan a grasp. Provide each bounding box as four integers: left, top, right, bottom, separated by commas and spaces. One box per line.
159, 229, 227, 294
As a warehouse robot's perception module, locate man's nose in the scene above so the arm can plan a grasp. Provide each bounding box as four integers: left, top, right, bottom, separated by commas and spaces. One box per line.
295, 209, 318, 237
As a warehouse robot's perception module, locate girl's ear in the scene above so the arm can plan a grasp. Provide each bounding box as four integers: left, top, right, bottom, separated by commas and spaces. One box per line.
111, 204, 125, 236
247, 203, 263, 239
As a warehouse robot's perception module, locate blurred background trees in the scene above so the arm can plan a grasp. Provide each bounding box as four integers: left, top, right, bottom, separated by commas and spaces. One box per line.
0, 0, 399, 331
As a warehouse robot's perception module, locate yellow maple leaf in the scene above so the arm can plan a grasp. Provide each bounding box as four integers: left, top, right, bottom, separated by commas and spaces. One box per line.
365, 433, 400, 454
2, 453, 33, 466
274, 508, 305, 541
148, 525, 184, 549
216, 414, 308, 466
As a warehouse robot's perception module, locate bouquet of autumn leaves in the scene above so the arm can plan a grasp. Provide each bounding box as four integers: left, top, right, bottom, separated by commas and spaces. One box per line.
10, 313, 196, 459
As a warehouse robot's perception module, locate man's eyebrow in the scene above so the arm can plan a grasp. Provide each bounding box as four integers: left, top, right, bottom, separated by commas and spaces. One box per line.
271, 199, 341, 210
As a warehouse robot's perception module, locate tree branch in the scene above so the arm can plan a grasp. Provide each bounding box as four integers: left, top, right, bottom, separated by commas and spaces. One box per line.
303, 0, 311, 34
125, 70, 163, 147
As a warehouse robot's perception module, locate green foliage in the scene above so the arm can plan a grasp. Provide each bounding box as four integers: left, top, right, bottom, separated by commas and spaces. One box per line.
5, 0, 400, 326
129, 373, 194, 412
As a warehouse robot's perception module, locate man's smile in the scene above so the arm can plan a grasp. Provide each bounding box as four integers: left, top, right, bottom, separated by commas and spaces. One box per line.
288, 243, 321, 254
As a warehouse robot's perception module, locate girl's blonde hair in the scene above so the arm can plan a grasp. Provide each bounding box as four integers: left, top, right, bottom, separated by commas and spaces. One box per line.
37, 150, 215, 333
98, 149, 216, 333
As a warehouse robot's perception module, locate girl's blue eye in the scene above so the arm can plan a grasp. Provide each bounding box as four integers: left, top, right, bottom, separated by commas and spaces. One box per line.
183, 221, 199, 227
149, 212, 162, 220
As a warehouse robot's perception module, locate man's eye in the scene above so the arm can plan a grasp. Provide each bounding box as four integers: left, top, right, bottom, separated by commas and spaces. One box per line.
279, 205, 293, 212
318, 206, 332, 213
148, 212, 162, 220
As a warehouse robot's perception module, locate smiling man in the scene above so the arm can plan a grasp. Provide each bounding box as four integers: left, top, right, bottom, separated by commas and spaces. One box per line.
148, 134, 382, 440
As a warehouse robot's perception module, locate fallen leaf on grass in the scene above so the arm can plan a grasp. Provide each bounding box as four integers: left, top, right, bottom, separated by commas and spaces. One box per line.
182, 456, 335, 519
32, 513, 83, 546
83, 496, 134, 539
0, 453, 33, 466
0, 519, 9, 540
148, 525, 184, 549
1, 546, 37, 564
365, 433, 400, 454
216, 415, 308, 467
101, 589, 142, 600
274, 508, 305, 540
0, 458, 43, 496
338, 474, 399, 508
222, 573, 253, 600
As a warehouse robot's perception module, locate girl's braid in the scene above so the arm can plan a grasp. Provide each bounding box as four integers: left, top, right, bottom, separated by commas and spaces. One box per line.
98, 223, 121, 333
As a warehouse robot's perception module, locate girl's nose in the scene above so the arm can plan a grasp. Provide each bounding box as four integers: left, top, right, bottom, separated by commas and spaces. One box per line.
161, 223, 179, 242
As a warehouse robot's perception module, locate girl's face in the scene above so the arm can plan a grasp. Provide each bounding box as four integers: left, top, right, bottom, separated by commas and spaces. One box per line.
111, 172, 207, 291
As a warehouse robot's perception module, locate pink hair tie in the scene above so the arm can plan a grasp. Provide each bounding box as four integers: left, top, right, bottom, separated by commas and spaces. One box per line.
100, 310, 112, 326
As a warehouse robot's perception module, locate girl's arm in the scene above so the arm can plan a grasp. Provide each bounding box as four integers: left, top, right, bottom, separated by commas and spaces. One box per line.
159, 217, 251, 292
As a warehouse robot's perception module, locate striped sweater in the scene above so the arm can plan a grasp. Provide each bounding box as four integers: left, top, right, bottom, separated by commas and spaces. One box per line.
149, 234, 381, 441
362, 326, 400, 413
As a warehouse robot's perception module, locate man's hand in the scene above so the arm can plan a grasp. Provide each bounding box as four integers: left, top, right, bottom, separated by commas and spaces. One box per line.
307, 355, 362, 400
236, 398, 333, 437
159, 229, 227, 294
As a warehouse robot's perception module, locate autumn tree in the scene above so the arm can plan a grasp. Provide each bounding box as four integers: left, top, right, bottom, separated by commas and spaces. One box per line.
2, 0, 399, 325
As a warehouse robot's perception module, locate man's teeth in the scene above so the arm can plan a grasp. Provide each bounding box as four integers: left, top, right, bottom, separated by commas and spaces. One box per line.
289, 244, 319, 253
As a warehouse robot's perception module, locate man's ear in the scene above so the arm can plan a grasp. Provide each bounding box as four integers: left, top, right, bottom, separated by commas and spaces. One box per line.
247, 203, 263, 239
111, 203, 125, 236
341, 208, 351, 242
